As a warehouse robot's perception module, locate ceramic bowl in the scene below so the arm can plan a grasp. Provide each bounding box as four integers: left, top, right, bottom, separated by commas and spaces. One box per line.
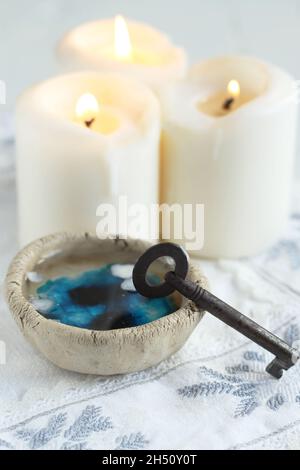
5, 233, 207, 375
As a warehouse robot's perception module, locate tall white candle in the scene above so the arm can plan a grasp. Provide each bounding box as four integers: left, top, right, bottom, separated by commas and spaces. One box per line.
160, 56, 298, 258
16, 72, 160, 246
57, 17, 187, 89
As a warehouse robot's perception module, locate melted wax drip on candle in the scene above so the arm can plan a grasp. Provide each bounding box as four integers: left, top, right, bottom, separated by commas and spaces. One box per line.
33, 263, 177, 330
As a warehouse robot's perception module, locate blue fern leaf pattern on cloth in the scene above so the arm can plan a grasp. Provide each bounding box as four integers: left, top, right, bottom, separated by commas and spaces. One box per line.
15, 428, 33, 441
232, 383, 257, 397
197, 366, 242, 384
178, 381, 234, 398
266, 240, 300, 270
178, 323, 299, 421
16, 413, 67, 449
284, 324, 299, 346
234, 398, 258, 418
267, 394, 285, 411
225, 364, 251, 374
64, 406, 113, 441
61, 441, 88, 450
115, 433, 149, 450
177, 353, 288, 418
0, 438, 15, 450
243, 351, 265, 362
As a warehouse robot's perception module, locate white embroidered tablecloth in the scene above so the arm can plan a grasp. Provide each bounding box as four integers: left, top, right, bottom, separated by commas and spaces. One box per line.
0, 115, 300, 450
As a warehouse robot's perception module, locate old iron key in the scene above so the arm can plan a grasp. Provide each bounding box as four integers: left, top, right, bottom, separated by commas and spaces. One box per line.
133, 242, 299, 379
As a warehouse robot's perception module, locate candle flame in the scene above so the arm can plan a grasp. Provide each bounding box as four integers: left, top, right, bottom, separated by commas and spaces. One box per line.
227, 79, 240, 98
76, 93, 99, 122
114, 15, 132, 60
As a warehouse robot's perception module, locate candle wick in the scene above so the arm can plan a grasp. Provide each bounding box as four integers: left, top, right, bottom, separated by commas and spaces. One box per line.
84, 118, 95, 128
223, 97, 235, 111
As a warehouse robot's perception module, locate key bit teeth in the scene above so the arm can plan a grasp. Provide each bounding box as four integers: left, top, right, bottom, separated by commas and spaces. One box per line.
266, 358, 285, 379
266, 350, 299, 379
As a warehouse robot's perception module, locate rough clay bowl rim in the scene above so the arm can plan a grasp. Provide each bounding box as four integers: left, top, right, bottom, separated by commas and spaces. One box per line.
5, 232, 208, 366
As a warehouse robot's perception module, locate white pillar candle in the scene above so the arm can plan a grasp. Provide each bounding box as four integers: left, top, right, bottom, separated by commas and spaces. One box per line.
160, 56, 298, 258
16, 72, 160, 246
57, 17, 187, 89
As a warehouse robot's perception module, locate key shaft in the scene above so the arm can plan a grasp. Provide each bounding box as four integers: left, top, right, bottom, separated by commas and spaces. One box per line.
165, 271, 299, 378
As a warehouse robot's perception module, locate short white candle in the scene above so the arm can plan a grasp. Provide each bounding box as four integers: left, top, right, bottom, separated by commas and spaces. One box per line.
16, 72, 160, 246
160, 56, 298, 258
57, 17, 187, 89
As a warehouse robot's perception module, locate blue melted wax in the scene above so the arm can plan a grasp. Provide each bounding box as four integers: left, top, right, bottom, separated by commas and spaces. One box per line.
35, 263, 177, 330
